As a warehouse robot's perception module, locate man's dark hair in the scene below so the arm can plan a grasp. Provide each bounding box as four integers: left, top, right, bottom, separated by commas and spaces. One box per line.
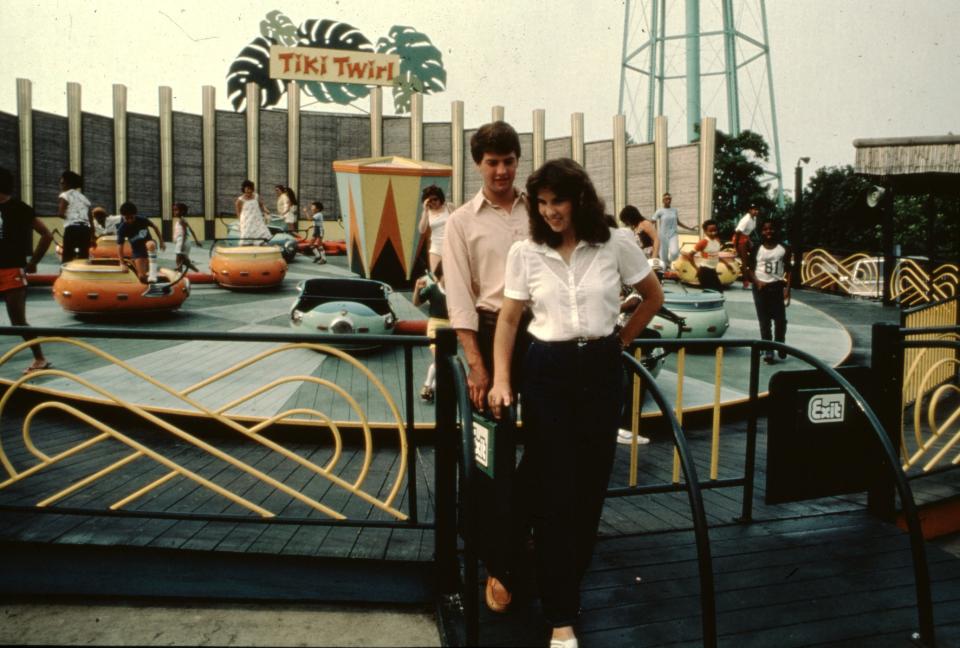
702, 219, 718, 230
174, 202, 188, 215
526, 158, 610, 247
470, 121, 521, 164
312, 201, 323, 212
119, 201, 138, 216
0, 167, 13, 195
421, 184, 445, 203
619, 205, 645, 228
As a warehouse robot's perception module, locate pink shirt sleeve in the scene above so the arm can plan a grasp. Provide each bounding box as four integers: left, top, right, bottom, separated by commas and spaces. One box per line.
441, 212, 479, 332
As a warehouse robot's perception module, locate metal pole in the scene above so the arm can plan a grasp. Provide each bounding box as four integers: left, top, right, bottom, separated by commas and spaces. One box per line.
646, 0, 660, 142
759, 0, 785, 207
657, 0, 667, 119
618, 0, 633, 117
404, 346, 419, 523
434, 328, 459, 595
721, 0, 740, 135
867, 323, 902, 519
792, 164, 804, 289
685, 0, 701, 144
882, 190, 896, 305
739, 345, 761, 522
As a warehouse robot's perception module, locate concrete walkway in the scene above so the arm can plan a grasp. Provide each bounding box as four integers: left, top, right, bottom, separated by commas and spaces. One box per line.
0, 597, 440, 646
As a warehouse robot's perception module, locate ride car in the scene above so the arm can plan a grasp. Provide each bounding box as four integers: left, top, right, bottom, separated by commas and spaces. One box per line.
290, 277, 397, 350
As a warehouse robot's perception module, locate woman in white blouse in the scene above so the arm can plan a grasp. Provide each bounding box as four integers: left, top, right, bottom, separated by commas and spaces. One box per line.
488, 159, 663, 648
417, 184, 451, 273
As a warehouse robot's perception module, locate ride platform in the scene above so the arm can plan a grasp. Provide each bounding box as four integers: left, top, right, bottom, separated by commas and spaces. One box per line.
1, 253, 957, 647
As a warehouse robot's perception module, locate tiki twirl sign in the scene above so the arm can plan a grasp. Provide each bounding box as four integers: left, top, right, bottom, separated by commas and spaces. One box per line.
269, 46, 401, 86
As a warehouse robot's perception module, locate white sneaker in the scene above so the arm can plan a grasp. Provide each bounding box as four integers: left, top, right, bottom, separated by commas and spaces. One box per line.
617, 428, 650, 445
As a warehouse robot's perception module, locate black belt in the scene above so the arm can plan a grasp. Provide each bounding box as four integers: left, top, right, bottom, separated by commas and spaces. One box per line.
477, 309, 532, 330
532, 333, 618, 349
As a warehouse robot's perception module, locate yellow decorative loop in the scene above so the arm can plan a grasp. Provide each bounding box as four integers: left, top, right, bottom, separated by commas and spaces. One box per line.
0, 336, 410, 521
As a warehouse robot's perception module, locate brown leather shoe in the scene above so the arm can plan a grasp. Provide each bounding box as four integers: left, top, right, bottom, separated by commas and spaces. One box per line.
485, 575, 512, 613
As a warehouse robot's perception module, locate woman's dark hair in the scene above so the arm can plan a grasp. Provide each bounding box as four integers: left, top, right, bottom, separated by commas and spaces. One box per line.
241, 179, 255, 192
284, 186, 298, 205
526, 158, 610, 247
618, 205, 645, 228
470, 121, 521, 164
421, 185, 445, 203
174, 202, 188, 215
61, 170, 83, 190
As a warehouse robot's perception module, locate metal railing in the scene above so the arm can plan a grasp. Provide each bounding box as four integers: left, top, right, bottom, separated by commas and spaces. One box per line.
801, 247, 960, 306
0, 325, 938, 646
890, 318, 960, 480
446, 329, 937, 647
0, 325, 438, 542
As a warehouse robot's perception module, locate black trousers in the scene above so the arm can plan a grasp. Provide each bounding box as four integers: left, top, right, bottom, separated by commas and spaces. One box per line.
697, 265, 724, 292
62, 224, 92, 263
475, 309, 532, 590
522, 335, 623, 627
752, 281, 787, 345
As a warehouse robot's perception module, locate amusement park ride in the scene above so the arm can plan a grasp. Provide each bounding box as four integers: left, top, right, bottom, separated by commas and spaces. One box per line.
43, 227, 352, 315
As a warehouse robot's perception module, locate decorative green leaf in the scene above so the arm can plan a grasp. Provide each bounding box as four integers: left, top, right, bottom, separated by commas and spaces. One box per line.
296, 18, 374, 105
376, 25, 446, 113
260, 10, 298, 46
226, 36, 287, 111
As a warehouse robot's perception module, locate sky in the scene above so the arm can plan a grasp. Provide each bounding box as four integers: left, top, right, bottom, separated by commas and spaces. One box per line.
2, 0, 958, 197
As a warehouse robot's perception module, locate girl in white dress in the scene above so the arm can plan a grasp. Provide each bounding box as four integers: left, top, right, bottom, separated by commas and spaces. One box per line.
236, 180, 271, 242
275, 184, 298, 232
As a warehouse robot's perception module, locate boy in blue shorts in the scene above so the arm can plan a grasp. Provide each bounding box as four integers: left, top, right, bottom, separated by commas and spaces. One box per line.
116, 202, 165, 283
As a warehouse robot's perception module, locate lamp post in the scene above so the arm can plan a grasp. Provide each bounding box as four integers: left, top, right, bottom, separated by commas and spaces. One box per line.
791, 157, 810, 289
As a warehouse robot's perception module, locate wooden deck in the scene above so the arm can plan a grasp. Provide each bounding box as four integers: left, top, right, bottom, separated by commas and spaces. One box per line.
2, 258, 958, 645
2, 399, 959, 645
464, 511, 960, 647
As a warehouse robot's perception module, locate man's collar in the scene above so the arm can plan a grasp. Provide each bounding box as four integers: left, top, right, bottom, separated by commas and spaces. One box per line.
473, 188, 525, 212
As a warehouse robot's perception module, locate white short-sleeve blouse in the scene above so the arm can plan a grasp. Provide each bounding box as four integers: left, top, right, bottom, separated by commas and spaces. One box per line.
503, 227, 651, 342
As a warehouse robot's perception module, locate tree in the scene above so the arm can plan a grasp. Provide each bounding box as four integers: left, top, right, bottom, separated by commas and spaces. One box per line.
712, 129, 775, 237
790, 165, 876, 253
785, 165, 960, 260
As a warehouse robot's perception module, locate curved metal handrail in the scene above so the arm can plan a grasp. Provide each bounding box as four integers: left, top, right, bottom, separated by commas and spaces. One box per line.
447, 349, 719, 648
621, 349, 718, 648
753, 339, 936, 646
448, 354, 480, 647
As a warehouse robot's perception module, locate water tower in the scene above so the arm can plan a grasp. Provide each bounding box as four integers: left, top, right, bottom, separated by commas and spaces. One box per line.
618, 0, 785, 204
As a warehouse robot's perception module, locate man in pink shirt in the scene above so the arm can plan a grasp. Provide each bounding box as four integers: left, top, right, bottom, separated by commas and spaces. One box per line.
441, 121, 531, 613
443, 121, 531, 411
